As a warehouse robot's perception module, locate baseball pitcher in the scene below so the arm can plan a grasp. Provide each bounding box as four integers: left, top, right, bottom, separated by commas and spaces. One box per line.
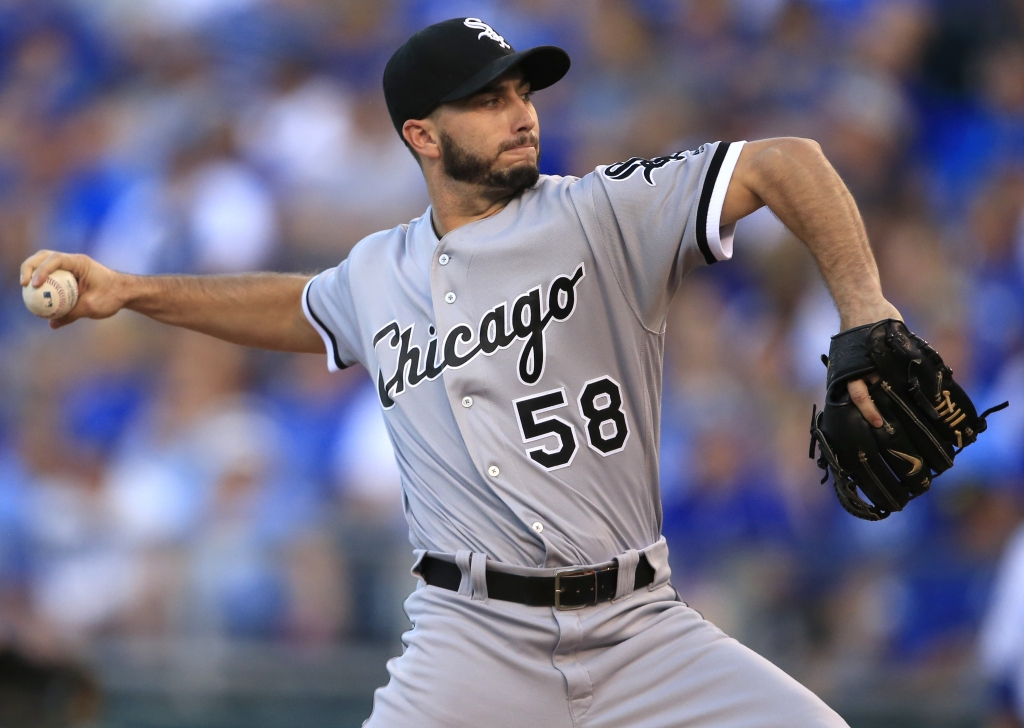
22, 17, 1001, 728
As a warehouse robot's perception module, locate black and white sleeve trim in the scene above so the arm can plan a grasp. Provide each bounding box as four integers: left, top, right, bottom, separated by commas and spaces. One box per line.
695, 141, 745, 265
302, 276, 349, 372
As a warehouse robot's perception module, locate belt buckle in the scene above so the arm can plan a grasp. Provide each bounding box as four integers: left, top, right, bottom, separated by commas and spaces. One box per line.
554, 567, 599, 611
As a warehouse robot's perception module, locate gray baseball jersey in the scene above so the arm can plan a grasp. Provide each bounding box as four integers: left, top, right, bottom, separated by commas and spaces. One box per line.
303, 140, 745, 569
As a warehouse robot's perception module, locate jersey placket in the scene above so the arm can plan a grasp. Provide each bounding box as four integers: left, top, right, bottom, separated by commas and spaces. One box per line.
430, 233, 505, 482
429, 222, 556, 560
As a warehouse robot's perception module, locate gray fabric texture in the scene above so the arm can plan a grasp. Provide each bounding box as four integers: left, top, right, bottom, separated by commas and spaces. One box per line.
303, 141, 745, 569
364, 580, 849, 728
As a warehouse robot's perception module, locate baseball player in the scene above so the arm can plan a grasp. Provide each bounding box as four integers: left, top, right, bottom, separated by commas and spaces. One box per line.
23, 18, 900, 728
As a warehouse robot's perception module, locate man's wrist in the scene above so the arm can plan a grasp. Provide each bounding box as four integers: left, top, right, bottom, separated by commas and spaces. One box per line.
118, 273, 149, 313
838, 299, 902, 332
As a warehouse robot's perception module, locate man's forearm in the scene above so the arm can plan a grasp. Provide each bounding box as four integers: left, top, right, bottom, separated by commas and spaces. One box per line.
122, 272, 322, 352
725, 138, 898, 330
20, 248, 325, 353
722, 138, 900, 425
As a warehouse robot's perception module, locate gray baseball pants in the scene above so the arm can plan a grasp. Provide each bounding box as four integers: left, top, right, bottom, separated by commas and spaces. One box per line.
364, 539, 849, 728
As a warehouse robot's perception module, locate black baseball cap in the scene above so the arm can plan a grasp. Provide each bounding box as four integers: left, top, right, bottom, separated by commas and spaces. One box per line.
383, 18, 570, 136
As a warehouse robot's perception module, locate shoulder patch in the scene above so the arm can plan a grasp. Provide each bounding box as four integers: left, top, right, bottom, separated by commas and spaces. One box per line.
603, 144, 706, 186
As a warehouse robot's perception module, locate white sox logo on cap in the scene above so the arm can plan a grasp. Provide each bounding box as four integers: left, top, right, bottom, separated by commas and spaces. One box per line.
464, 18, 510, 50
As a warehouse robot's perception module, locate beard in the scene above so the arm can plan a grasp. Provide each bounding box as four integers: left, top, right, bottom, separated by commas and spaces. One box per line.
438, 130, 540, 193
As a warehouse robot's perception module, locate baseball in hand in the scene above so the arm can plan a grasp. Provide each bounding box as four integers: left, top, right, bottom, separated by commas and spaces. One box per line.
22, 269, 79, 319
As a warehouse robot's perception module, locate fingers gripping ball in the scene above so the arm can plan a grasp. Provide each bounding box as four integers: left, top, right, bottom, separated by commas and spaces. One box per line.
22, 269, 79, 319
808, 319, 1009, 521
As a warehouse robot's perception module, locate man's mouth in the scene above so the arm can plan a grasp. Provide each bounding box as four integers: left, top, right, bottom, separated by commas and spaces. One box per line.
500, 136, 539, 154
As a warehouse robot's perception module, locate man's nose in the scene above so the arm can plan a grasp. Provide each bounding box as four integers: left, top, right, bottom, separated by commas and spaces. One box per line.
511, 96, 536, 133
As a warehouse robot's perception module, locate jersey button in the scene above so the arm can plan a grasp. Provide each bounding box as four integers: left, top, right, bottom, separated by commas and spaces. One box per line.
439, 254, 450, 265
444, 292, 456, 304
487, 465, 500, 477
461, 396, 473, 408
531, 521, 544, 533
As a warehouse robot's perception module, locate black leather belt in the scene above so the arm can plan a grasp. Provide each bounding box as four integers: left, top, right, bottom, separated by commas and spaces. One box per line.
419, 554, 655, 610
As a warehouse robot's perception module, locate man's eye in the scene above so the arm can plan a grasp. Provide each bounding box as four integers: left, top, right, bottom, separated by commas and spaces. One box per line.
521, 92, 533, 102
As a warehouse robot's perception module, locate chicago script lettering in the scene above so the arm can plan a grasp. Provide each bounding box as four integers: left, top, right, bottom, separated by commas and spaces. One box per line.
373, 263, 586, 408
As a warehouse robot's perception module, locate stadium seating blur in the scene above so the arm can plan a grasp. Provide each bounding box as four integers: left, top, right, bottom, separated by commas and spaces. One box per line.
1, 1, 1023, 726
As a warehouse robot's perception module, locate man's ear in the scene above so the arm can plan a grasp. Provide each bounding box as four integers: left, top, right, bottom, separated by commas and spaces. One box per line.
403, 119, 440, 161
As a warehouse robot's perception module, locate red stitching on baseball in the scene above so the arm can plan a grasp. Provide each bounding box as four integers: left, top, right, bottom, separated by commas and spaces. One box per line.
46, 276, 68, 314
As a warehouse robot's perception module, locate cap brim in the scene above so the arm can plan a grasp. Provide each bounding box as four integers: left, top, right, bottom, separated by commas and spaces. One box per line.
438, 46, 570, 105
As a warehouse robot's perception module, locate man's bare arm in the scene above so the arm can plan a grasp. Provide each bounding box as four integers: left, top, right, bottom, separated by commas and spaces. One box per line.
721, 137, 899, 426
20, 250, 325, 354
722, 137, 898, 330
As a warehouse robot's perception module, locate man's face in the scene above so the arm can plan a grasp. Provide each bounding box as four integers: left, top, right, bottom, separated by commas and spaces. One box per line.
433, 71, 540, 193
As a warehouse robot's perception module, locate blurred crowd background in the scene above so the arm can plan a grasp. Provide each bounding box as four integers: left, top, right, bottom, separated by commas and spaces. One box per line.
1, 0, 1024, 726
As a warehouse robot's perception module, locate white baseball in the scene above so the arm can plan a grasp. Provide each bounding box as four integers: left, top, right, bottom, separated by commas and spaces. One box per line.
22, 269, 79, 319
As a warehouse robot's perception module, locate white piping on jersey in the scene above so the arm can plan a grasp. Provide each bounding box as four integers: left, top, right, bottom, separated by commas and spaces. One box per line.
703, 141, 745, 262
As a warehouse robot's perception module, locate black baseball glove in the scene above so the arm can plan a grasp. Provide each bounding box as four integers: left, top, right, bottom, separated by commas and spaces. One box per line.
809, 319, 1008, 521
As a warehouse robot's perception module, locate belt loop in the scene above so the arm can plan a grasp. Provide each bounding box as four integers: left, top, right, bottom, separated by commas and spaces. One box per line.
613, 549, 640, 601
410, 549, 428, 580
643, 537, 672, 590
470, 552, 488, 602
455, 550, 473, 596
